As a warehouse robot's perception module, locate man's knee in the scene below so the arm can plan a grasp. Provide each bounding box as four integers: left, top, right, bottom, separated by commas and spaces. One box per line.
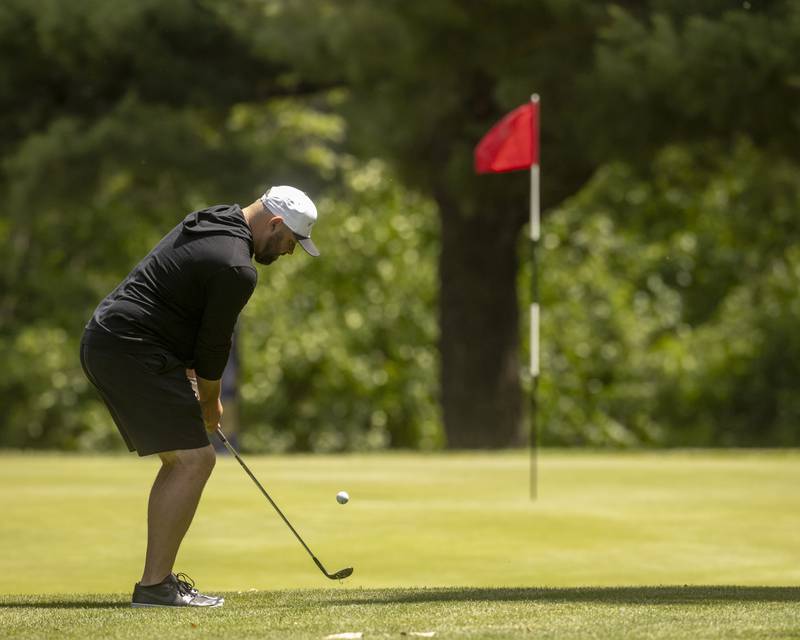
160, 444, 216, 475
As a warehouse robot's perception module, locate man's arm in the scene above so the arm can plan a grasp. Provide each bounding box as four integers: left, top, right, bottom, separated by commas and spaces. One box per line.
189, 266, 256, 431
186, 368, 223, 431
192, 264, 256, 382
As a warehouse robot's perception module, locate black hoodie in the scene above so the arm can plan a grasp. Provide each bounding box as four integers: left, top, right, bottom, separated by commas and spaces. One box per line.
86, 204, 258, 379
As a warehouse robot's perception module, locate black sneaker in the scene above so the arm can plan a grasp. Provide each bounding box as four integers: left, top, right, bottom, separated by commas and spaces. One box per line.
131, 572, 224, 608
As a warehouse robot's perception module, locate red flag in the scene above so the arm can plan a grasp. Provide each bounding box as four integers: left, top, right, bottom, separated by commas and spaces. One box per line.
474, 102, 539, 174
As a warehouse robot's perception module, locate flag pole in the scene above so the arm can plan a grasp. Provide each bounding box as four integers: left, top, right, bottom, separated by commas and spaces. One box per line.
530, 93, 540, 500
472, 96, 540, 498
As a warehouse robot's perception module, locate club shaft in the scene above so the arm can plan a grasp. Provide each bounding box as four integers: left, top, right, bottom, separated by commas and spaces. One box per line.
215, 427, 318, 562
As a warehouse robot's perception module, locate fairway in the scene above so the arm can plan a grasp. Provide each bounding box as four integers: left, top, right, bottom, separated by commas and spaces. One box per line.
1, 450, 798, 638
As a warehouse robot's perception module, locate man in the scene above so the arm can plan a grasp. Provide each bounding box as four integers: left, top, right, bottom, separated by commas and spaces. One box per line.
80, 185, 319, 608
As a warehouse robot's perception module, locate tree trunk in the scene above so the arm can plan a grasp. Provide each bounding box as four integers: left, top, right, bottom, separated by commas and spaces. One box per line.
437, 195, 527, 448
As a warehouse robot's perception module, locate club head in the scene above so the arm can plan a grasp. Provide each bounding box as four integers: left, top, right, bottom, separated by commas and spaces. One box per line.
330, 567, 354, 580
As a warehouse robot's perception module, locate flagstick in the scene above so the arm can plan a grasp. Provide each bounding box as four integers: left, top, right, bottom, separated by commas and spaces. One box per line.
530, 93, 540, 501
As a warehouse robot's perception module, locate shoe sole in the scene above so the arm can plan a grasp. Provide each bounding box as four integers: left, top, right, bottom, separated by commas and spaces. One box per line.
131, 601, 224, 609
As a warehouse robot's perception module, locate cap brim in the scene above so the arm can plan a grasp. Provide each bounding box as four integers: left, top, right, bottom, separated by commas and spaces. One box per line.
296, 236, 320, 257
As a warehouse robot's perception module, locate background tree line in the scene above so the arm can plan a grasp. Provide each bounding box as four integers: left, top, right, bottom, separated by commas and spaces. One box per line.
1, 0, 799, 451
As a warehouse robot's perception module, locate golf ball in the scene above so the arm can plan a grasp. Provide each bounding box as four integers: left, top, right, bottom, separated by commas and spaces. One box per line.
336, 491, 349, 504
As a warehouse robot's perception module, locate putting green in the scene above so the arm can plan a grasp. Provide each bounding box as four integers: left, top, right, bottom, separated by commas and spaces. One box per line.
0, 450, 798, 595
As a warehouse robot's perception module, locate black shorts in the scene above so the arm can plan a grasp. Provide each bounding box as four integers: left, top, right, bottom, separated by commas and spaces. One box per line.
79, 330, 210, 456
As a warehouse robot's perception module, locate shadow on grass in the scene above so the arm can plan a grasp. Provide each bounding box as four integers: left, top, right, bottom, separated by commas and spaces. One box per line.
325, 586, 800, 606
3, 587, 799, 609
0, 598, 129, 609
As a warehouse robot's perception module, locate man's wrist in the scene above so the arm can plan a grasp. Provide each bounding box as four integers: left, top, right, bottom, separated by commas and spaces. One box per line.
195, 375, 222, 405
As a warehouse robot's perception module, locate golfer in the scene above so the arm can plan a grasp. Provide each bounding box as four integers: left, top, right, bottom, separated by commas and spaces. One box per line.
80, 186, 319, 608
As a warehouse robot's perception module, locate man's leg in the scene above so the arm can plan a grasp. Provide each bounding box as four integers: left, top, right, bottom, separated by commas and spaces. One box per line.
140, 444, 216, 585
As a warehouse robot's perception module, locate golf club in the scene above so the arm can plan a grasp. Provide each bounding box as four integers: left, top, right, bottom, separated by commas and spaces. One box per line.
215, 426, 354, 581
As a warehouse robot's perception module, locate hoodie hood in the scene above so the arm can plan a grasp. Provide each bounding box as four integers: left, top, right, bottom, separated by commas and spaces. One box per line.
182, 204, 254, 256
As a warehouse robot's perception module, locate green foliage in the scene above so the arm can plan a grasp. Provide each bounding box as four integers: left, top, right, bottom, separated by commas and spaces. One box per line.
588, 1, 800, 163
4, 0, 800, 451
263, 0, 605, 206
0, 80, 441, 451
0, 326, 112, 450
0, 0, 440, 452
239, 160, 441, 453
534, 140, 800, 446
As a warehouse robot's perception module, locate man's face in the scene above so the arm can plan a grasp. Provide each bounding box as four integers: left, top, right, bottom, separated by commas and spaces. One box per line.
254, 218, 297, 265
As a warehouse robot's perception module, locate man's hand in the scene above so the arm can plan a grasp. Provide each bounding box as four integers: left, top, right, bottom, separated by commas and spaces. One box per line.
186, 369, 199, 399
200, 398, 223, 433
189, 371, 223, 433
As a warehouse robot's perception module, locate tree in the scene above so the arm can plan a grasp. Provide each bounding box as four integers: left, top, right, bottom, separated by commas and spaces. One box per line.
5, 0, 800, 451
260, 0, 606, 447
260, 0, 800, 447
0, 1, 441, 451
0, 0, 326, 448
537, 139, 800, 447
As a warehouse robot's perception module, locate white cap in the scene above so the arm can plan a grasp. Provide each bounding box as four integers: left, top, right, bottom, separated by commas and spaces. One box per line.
260, 185, 320, 257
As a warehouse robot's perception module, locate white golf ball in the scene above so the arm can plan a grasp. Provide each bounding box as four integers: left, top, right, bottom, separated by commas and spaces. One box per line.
336, 491, 349, 504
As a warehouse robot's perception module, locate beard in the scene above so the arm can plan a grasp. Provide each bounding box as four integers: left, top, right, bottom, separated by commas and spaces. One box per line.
255, 252, 278, 265
254, 236, 282, 265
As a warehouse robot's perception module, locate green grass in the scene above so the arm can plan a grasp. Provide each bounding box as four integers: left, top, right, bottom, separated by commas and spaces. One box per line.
2, 587, 800, 639
1, 450, 799, 638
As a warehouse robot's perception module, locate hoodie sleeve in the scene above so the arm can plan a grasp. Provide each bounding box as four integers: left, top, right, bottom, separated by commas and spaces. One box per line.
193, 265, 257, 380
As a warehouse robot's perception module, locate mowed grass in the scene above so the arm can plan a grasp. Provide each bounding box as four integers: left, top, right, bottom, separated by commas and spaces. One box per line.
1, 449, 799, 638
2, 586, 800, 640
